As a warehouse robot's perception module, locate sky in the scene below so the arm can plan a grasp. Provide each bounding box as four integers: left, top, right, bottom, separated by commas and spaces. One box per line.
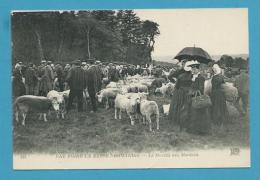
134, 8, 248, 58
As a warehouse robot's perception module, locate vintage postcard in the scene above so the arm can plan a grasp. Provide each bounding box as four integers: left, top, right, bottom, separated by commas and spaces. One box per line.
12, 8, 250, 169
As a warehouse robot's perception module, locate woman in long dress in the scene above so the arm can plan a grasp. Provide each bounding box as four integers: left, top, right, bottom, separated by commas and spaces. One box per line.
210, 64, 229, 126
187, 62, 211, 135
168, 60, 193, 131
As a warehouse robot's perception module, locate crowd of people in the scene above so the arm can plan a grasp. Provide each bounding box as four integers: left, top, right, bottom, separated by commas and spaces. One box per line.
12, 58, 249, 135
12, 59, 164, 112
168, 60, 248, 135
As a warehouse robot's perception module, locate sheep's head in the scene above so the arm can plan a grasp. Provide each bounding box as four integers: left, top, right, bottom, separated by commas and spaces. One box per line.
51, 97, 60, 111
96, 91, 103, 103
139, 92, 148, 100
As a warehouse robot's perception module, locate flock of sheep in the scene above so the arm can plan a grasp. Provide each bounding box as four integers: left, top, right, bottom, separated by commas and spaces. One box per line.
14, 73, 239, 132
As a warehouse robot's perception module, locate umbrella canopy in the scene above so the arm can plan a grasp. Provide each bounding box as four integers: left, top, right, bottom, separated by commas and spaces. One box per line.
174, 47, 212, 64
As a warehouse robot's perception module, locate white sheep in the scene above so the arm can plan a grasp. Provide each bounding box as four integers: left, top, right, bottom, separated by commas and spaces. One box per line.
47, 90, 66, 119
127, 83, 148, 93
106, 82, 118, 88
96, 88, 122, 109
155, 82, 175, 97
114, 94, 139, 126
138, 98, 160, 131
124, 92, 148, 100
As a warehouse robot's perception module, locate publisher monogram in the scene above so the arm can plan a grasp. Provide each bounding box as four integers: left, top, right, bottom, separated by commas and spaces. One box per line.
230, 147, 240, 156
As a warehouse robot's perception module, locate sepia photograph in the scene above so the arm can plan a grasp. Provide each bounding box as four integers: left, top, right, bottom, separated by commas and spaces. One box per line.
11, 8, 250, 169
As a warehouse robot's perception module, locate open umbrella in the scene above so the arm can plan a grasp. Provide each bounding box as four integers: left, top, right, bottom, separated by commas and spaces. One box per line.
174, 47, 212, 64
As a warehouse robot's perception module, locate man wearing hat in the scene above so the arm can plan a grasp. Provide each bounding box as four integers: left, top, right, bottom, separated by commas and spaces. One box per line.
38, 59, 54, 96
66, 60, 86, 112
54, 62, 64, 91
81, 61, 89, 71
86, 59, 103, 112
37, 60, 47, 96
25, 62, 38, 95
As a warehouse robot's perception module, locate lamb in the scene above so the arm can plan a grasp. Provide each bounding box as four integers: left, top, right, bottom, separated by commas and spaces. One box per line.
96, 88, 122, 109
114, 94, 139, 126
155, 82, 175, 97
137, 98, 160, 131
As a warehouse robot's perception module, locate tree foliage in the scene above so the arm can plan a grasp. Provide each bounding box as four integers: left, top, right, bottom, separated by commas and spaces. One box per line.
12, 10, 160, 65
218, 55, 248, 69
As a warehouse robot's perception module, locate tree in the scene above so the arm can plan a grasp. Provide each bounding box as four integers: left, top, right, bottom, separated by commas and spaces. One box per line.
141, 20, 160, 63
219, 55, 234, 68
233, 57, 248, 69
12, 10, 161, 65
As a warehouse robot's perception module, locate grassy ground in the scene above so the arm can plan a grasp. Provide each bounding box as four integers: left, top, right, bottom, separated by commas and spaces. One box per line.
13, 95, 249, 154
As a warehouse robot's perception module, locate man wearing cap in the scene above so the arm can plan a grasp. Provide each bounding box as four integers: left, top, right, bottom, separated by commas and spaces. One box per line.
37, 60, 47, 96
81, 61, 89, 71
25, 63, 38, 95
66, 60, 86, 112
38, 60, 54, 96
86, 59, 103, 112
54, 62, 64, 91
108, 64, 119, 82
63, 63, 71, 90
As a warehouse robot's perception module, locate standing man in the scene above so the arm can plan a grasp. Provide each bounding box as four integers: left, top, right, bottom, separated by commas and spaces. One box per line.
66, 60, 86, 112
46, 61, 55, 91
86, 59, 102, 112
63, 63, 71, 90
108, 64, 119, 82
37, 60, 47, 96
25, 63, 37, 95
54, 62, 64, 92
